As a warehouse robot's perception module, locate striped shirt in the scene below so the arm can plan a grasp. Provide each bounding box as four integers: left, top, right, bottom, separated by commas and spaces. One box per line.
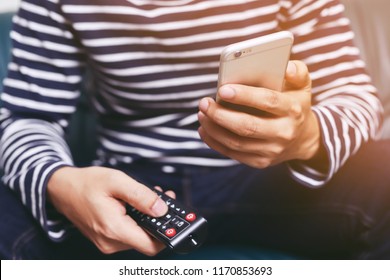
0, 0, 383, 241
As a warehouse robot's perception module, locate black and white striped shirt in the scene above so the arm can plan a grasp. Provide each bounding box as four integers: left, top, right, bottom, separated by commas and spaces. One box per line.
0, 0, 383, 241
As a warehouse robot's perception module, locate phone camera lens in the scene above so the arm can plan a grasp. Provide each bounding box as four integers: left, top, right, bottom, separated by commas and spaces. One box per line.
234, 51, 242, 58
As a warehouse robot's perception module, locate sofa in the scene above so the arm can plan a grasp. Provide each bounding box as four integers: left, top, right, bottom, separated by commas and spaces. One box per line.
0, 0, 389, 259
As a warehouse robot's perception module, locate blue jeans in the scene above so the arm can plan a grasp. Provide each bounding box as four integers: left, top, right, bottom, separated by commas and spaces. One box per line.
1, 141, 390, 259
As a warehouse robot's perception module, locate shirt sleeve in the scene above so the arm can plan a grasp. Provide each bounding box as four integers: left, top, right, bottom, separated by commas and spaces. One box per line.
0, 0, 86, 241
279, 0, 383, 187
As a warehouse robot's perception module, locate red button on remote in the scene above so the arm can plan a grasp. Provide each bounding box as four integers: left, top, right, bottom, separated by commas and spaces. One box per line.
185, 213, 196, 222
165, 228, 177, 238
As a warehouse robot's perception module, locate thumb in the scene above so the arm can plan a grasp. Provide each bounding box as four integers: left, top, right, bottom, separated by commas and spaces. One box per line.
113, 175, 168, 218
283, 60, 311, 91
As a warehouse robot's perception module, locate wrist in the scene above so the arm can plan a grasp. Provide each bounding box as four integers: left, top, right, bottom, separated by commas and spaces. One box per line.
47, 166, 80, 214
298, 110, 321, 161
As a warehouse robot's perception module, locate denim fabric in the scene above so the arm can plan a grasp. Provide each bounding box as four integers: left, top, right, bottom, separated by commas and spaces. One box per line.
1, 140, 390, 260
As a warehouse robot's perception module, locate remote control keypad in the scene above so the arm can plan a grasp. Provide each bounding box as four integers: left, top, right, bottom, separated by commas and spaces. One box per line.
126, 190, 208, 254
128, 194, 198, 239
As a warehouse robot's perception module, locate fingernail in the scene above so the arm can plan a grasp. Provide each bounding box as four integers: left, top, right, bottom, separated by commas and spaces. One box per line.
219, 85, 235, 99
151, 198, 168, 217
286, 61, 297, 76
199, 98, 209, 112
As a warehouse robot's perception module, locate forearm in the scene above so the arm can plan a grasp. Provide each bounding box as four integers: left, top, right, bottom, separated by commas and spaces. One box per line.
282, 0, 384, 187
288, 96, 383, 188
0, 0, 88, 240
0, 117, 75, 240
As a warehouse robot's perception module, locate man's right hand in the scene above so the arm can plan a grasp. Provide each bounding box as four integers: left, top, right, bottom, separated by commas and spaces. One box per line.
47, 166, 170, 256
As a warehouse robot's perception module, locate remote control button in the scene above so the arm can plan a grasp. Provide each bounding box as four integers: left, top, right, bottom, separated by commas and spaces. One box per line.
165, 228, 176, 238
161, 224, 168, 231
185, 213, 196, 222
175, 220, 187, 229
170, 216, 189, 229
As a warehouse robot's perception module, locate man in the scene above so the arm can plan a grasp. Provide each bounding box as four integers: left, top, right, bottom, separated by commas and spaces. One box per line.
0, 0, 388, 259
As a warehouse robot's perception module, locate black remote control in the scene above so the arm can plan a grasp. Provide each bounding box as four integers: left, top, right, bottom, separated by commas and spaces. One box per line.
127, 190, 208, 254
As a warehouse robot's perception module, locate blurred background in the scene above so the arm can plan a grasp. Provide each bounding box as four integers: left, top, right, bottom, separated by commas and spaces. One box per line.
0, 0, 19, 13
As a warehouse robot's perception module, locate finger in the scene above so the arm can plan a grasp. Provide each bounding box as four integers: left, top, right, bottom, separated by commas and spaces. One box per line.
198, 121, 286, 159
199, 111, 267, 153
93, 234, 136, 255
153, 186, 176, 199
89, 195, 166, 256
111, 173, 168, 217
165, 190, 176, 199
283, 60, 311, 91
108, 198, 165, 253
216, 84, 291, 116
198, 126, 238, 159
112, 215, 166, 256
199, 99, 280, 139
198, 126, 276, 169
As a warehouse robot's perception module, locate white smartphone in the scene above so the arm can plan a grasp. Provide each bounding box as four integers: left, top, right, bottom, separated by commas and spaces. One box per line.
217, 31, 294, 114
